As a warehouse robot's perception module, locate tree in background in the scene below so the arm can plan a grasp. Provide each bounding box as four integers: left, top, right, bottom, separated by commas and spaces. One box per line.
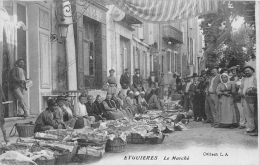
199, 1, 255, 70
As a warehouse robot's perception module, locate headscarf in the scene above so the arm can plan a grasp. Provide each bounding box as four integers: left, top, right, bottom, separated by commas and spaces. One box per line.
220, 73, 230, 88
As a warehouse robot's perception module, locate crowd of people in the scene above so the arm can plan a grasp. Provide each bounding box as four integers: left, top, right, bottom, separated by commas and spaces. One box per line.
0, 58, 258, 143
174, 65, 258, 136
33, 67, 169, 133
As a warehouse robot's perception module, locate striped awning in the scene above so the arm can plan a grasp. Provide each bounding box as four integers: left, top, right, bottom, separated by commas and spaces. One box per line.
111, 0, 218, 23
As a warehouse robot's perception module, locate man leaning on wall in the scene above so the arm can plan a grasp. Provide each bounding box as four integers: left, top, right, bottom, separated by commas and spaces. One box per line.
10, 58, 29, 117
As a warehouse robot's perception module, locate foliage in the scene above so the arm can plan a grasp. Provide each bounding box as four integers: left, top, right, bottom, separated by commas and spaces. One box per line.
199, 1, 255, 70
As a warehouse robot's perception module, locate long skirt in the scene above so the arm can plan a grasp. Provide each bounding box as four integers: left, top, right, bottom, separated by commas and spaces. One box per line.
107, 86, 117, 95
219, 96, 238, 125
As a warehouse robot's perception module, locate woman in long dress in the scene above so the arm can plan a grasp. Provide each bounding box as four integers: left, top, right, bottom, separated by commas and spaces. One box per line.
106, 69, 117, 95
216, 73, 238, 128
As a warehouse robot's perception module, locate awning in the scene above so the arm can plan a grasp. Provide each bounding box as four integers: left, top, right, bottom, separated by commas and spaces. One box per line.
110, 0, 218, 23
162, 25, 183, 44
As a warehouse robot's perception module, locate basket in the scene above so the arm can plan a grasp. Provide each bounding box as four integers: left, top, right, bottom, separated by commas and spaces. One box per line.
9, 123, 35, 137
245, 96, 256, 104
34, 156, 55, 165
54, 149, 70, 165
105, 138, 126, 153
148, 134, 166, 144
127, 133, 145, 144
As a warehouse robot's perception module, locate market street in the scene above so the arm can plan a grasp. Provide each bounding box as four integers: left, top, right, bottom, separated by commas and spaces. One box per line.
68, 120, 258, 165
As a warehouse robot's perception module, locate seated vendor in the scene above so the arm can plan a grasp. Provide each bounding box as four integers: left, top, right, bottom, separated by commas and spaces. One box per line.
94, 95, 105, 115
147, 88, 164, 110
134, 91, 147, 114
85, 95, 104, 121
35, 99, 60, 132
74, 94, 95, 128
117, 91, 134, 119
125, 90, 138, 115
139, 91, 149, 108
102, 93, 124, 120
56, 96, 76, 129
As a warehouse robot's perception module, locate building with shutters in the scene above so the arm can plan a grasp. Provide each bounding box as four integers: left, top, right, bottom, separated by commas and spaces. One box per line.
106, 5, 151, 90
0, 0, 108, 118
146, 17, 205, 95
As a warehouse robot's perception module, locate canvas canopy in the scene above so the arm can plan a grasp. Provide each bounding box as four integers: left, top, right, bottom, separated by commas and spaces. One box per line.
111, 0, 218, 23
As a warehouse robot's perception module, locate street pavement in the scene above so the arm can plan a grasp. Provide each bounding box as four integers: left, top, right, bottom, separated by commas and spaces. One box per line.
68, 120, 258, 165
1, 116, 258, 165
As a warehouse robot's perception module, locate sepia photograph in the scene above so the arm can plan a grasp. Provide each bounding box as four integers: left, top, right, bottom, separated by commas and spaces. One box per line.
0, 0, 259, 165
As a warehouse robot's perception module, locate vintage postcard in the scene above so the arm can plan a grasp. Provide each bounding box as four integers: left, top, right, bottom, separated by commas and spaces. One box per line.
0, 0, 259, 165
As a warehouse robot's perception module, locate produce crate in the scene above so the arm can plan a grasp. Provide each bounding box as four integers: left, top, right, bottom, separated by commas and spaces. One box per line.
105, 138, 126, 153
127, 133, 145, 144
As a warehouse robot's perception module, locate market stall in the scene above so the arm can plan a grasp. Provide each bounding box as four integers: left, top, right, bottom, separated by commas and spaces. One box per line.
0, 101, 190, 165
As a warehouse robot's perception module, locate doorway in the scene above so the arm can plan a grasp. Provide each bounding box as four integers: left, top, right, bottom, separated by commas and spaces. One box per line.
82, 16, 103, 89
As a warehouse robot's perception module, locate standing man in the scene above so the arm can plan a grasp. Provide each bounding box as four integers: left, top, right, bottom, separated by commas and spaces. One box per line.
10, 58, 29, 117
132, 69, 143, 92
120, 68, 131, 96
205, 68, 221, 127
239, 65, 257, 134
158, 73, 165, 99
190, 73, 202, 121
183, 76, 193, 112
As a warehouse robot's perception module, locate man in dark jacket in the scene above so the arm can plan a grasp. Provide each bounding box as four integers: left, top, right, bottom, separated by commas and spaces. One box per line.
132, 69, 143, 92
10, 58, 29, 117
35, 99, 60, 132
120, 68, 131, 96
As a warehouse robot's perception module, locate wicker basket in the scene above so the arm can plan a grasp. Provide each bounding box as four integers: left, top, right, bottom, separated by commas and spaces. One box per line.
245, 96, 256, 104
16, 123, 35, 137
148, 134, 166, 144
34, 156, 55, 165
105, 138, 126, 153
127, 133, 145, 144
54, 150, 70, 165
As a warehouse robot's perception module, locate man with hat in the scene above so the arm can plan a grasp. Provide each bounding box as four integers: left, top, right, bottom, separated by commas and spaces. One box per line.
189, 73, 203, 121
183, 75, 193, 112
105, 69, 117, 95
132, 69, 144, 92
239, 65, 257, 135
34, 99, 60, 132
10, 58, 29, 117
204, 67, 221, 127
56, 96, 76, 129
120, 68, 131, 96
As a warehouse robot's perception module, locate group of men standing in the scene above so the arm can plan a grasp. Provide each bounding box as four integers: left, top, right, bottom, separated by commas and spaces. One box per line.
181, 65, 258, 136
